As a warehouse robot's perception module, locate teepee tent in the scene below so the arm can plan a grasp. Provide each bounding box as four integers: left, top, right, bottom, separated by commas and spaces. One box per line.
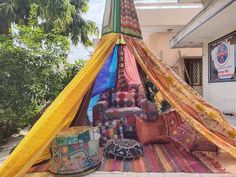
1, 0, 236, 176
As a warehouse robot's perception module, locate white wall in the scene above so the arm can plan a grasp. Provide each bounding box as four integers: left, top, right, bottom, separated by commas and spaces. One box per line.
203, 28, 236, 114
144, 32, 203, 95
146, 32, 202, 66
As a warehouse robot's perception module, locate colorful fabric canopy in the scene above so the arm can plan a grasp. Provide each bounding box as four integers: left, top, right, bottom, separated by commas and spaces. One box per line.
124, 35, 236, 157
1, 0, 236, 177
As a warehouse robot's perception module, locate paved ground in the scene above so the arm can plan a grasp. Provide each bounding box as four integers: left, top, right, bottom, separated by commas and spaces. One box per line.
23, 171, 236, 177
1, 116, 236, 177
225, 115, 236, 128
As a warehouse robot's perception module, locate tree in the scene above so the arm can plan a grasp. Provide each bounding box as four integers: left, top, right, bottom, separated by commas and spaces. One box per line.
0, 25, 86, 132
0, 0, 98, 45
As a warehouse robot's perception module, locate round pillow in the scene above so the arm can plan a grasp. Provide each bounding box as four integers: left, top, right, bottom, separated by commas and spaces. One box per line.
104, 139, 144, 160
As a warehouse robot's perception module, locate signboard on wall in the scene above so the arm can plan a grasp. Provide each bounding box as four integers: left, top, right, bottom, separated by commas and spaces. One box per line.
209, 31, 236, 82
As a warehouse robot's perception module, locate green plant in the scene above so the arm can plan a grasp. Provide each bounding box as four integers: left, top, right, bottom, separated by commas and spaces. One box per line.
0, 0, 98, 45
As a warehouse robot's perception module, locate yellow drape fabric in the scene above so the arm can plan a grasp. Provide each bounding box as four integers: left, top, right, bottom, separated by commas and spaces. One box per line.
124, 36, 236, 158
0, 33, 119, 177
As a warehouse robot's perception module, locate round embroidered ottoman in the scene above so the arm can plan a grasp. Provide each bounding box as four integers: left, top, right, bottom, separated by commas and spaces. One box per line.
49, 126, 101, 175
104, 139, 144, 160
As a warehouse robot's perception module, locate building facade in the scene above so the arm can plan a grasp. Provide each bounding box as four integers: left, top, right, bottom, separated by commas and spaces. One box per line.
135, 0, 204, 94
170, 0, 236, 115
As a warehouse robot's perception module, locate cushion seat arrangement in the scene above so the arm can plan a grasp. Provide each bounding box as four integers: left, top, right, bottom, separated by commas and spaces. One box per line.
93, 84, 158, 145
93, 84, 158, 123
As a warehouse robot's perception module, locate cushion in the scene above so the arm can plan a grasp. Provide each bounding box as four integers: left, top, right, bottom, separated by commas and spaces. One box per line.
105, 107, 143, 119
190, 133, 218, 153
96, 119, 125, 146
163, 110, 182, 132
138, 100, 158, 121
111, 90, 136, 108
136, 117, 169, 145
169, 122, 196, 151
104, 139, 144, 160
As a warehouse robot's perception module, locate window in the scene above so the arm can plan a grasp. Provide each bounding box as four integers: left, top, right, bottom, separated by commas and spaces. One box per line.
184, 59, 202, 86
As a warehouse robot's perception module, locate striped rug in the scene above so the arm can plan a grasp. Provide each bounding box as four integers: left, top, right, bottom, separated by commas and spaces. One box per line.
28, 143, 225, 173
99, 143, 224, 173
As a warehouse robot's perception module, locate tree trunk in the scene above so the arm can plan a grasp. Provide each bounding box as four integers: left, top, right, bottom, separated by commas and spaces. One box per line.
0, 18, 9, 34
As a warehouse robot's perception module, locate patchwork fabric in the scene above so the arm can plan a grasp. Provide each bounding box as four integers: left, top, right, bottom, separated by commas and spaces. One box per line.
49, 127, 100, 174
111, 90, 136, 107
96, 119, 125, 146
104, 139, 144, 160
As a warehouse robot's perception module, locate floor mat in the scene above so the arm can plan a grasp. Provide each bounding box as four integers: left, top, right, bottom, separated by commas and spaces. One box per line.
28, 143, 225, 173
99, 143, 225, 173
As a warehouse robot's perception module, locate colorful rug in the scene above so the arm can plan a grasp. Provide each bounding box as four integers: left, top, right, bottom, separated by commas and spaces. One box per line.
28, 143, 225, 173
99, 143, 224, 173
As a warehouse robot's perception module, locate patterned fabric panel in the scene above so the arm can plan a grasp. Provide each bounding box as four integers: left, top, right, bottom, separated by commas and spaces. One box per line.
120, 0, 142, 38
162, 110, 217, 153
117, 45, 128, 88
102, 0, 142, 38
111, 90, 136, 108
123, 45, 142, 85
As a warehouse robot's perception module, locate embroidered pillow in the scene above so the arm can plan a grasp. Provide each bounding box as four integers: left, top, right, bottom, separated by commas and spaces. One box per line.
111, 90, 136, 108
